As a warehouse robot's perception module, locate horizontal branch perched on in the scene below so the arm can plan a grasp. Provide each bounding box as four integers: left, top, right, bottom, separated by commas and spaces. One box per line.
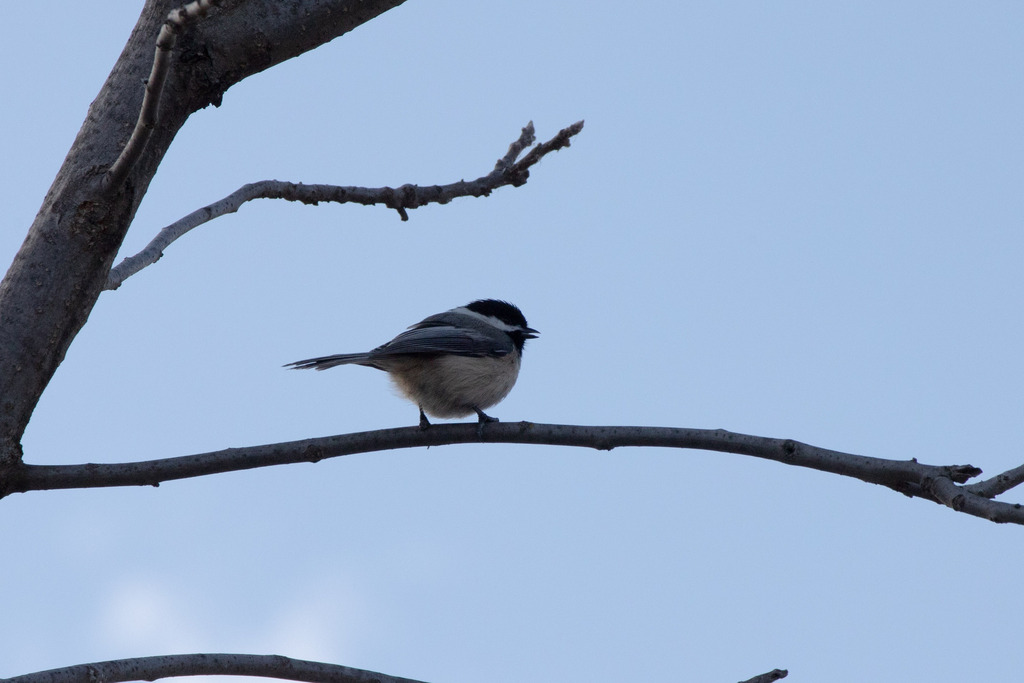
3, 422, 1022, 525
105, 120, 583, 289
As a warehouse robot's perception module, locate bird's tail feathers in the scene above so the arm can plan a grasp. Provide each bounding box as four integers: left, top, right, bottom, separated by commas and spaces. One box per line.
284, 353, 374, 371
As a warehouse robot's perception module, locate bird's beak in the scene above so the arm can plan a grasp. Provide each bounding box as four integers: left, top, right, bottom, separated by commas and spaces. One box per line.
523, 327, 540, 339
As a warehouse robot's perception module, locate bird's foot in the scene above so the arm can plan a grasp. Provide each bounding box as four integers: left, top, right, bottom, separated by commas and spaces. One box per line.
474, 408, 498, 438
418, 408, 431, 431
474, 408, 499, 424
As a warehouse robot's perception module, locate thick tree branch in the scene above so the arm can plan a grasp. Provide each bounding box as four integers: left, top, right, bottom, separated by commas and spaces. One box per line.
4, 421, 1020, 524
1, 653, 426, 683
105, 120, 584, 290
0, 0, 408, 464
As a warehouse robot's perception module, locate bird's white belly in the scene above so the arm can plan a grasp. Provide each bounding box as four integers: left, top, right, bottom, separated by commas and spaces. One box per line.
389, 353, 521, 418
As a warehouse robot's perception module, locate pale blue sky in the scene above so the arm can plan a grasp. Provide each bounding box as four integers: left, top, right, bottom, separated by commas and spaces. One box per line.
2, 3, 1023, 682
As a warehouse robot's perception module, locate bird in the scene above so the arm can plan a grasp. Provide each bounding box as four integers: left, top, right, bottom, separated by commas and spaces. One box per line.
285, 299, 538, 428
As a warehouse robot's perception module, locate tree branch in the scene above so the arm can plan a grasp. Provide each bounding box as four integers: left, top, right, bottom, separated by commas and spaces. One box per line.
3, 654, 789, 683
4, 421, 1020, 524
1, 653, 426, 683
104, 120, 584, 290
964, 462, 1024, 499
102, 0, 224, 193
0, 0, 409, 463
738, 669, 788, 683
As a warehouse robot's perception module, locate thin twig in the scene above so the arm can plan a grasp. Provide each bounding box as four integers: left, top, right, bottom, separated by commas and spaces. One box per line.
495, 120, 538, 171
0, 653, 426, 683
102, 0, 223, 193
3, 421, 1018, 524
514, 120, 584, 176
104, 120, 584, 289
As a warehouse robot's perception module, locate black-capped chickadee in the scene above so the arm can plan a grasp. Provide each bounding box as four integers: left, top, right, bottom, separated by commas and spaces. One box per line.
286, 299, 538, 428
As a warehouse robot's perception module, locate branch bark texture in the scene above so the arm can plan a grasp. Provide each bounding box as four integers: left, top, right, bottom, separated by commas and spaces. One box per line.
102, 0, 224, 192
0, 0, 408, 465
5, 421, 1022, 525
1, 653, 426, 683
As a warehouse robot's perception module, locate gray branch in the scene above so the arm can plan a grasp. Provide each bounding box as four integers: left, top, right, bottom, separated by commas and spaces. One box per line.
5, 421, 1023, 524
102, 0, 224, 193
738, 669, 788, 683
0, 653, 426, 683
964, 462, 1024, 498
104, 120, 584, 290
2, 653, 789, 683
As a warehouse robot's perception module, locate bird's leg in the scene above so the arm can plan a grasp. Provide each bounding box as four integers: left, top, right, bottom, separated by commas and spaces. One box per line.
473, 408, 497, 438
474, 408, 499, 438
474, 408, 499, 424
418, 408, 431, 430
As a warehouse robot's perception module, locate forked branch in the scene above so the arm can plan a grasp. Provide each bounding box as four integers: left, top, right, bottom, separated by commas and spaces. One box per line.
3, 422, 1023, 525
104, 120, 584, 289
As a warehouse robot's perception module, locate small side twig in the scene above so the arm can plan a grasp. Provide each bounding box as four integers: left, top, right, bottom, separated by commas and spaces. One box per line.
105, 120, 584, 289
102, 0, 223, 193
964, 462, 1024, 498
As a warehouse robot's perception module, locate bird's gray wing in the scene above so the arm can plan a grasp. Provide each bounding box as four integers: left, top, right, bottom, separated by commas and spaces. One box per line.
370, 323, 512, 358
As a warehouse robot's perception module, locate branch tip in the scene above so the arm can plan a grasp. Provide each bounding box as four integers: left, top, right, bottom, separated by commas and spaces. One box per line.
949, 464, 982, 483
